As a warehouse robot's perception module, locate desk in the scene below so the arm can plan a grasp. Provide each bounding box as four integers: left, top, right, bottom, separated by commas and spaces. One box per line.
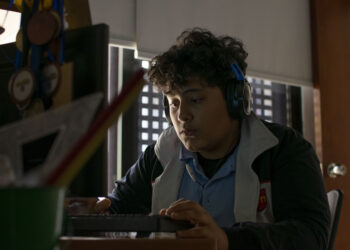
60, 237, 216, 250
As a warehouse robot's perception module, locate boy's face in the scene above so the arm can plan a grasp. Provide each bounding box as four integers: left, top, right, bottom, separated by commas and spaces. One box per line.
164, 78, 240, 159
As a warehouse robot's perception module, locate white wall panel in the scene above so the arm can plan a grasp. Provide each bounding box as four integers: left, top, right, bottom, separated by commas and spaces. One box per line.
136, 0, 312, 86
89, 0, 136, 47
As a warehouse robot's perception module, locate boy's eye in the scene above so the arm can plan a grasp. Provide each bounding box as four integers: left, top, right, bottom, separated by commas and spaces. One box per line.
191, 98, 203, 103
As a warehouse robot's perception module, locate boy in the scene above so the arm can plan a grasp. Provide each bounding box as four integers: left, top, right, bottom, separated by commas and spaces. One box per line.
107, 28, 330, 250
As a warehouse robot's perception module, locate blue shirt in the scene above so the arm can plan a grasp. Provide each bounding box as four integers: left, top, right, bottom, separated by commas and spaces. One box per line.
177, 144, 238, 227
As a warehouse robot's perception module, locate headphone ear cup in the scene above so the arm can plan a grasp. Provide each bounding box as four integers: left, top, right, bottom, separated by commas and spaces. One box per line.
163, 95, 172, 125
242, 82, 252, 116
226, 80, 252, 120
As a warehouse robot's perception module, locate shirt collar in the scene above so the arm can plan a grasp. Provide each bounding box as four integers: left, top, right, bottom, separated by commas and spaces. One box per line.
179, 143, 195, 162
179, 143, 238, 183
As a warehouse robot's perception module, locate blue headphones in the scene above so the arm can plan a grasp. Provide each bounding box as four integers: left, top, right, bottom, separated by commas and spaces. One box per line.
226, 63, 252, 120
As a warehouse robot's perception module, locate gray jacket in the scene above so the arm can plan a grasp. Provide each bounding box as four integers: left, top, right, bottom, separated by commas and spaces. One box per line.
152, 114, 277, 223
110, 114, 330, 249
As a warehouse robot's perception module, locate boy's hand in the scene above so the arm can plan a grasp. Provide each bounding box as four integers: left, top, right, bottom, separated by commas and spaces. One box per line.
160, 199, 228, 250
65, 197, 111, 215
95, 197, 111, 214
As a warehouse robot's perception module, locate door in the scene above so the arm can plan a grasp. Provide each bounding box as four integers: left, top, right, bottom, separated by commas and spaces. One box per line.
311, 0, 350, 249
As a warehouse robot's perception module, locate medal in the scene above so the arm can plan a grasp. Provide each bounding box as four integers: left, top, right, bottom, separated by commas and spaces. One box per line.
41, 62, 61, 96
8, 67, 35, 107
50, 10, 61, 38
15, 0, 54, 11
26, 10, 60, 45
15, 29, 23, 52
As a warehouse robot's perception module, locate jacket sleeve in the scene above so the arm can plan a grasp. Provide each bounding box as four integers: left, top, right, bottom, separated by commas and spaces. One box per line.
107, 144, 163, 214
223, 128, 331, 250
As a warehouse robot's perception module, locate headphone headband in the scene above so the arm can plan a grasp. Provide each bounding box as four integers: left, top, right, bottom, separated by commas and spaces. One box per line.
230, 63, 245, 81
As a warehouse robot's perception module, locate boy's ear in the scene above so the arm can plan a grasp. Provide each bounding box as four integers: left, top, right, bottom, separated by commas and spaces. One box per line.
163, 95, 173, 125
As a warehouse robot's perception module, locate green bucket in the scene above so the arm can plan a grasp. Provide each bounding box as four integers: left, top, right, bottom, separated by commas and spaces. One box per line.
0, 187, 65, 250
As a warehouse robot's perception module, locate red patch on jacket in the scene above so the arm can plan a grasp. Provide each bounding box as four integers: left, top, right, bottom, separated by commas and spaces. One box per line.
257, 188, 267, 212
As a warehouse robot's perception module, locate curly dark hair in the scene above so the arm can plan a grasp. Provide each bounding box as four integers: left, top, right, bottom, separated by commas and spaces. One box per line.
148, 28, 248, 93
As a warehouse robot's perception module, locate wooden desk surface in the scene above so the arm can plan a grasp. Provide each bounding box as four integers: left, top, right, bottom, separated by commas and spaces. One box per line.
60, 237, 216, 250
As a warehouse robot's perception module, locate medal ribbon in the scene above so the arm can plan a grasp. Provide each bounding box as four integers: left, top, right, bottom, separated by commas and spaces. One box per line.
29, 0, 42, 96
